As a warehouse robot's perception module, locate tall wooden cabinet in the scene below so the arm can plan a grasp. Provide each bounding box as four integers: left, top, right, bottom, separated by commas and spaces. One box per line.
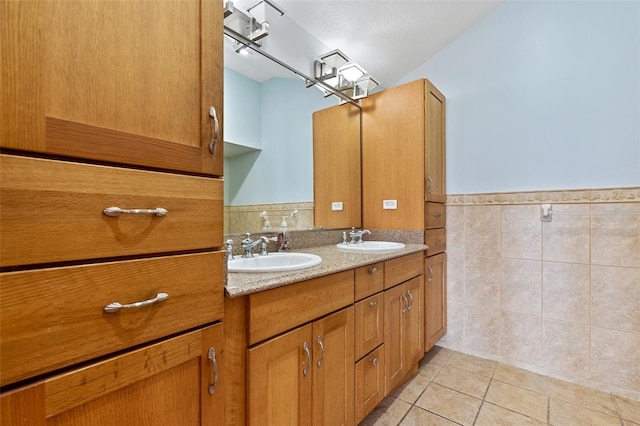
362, 78, 447, 352
0, 1, 225, 424
313, 103, 361, 229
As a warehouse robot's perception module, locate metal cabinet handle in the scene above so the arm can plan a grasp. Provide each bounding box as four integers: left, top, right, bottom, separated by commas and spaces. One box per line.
433, 212, 442, 218
207, 347, 219, 395
103, 206, 167, 217
427, 176, 433, 194
369, 301, 378, 308
428, 265, 433, 282
401, 292, 409, 314
303, 341, 311, 377
316, 335, 325, 367
371, 357, 378, 366
407, 289, 414, 311
209, 106, 220, 154
103, 292, 168, 313
369, 266, 377, 274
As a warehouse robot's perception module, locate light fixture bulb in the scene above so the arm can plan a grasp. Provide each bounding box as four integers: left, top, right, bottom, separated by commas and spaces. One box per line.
338, 62, 366, 82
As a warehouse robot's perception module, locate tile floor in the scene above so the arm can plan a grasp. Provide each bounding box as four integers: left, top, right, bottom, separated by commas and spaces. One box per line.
360, 346, 640, 426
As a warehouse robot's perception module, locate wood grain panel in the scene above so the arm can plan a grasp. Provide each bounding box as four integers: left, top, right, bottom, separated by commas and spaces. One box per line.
355, 294, 384, 360
384, 252, 423, 289
0, 252, 224, 386
247, 270, 354, 345
0, 155, 222, 267
354, 262, 384, 301
425, 228, 446, 256
425, 202, 446, 229
425, 80, 446, 202
313, 103, 361, 229
425, 253, 447, 351
355, 345, 384, 424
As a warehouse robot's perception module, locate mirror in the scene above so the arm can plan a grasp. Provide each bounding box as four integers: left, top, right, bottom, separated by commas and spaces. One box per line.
223, 42, 362, 234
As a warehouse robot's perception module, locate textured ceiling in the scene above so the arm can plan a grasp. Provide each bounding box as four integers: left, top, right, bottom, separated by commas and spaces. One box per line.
225, 0, 503, 87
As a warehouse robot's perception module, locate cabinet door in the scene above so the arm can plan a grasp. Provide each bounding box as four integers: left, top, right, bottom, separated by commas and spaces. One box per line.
425, 80, 446, 202
313, 104, 361, 229
0, 323, 224, 426
312, 307, 355, 426
355, 345, 385, 424
362, 79, 425, 230
384, 277, 424, 395
248, 325, 313, 426
1, 0, 223, 176
355, 293, 384, 360
425, 253, 447, 351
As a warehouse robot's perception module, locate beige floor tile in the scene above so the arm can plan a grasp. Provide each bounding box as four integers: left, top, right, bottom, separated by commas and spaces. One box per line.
548, 377, 617, 416
549, 398, 620, 426
433, 365, 491, 399
485, 380, 548, 422
422, 346, 454, 367
617, 395, 640, 423
359, 395, 412, 426
493, 363, 548, 395
392, 363, 440, 404
415, 383, 481, 426
475, 402, 545, 425
399, 406, 459, 426
446, 351, 496, 377
623, 420, 640, 426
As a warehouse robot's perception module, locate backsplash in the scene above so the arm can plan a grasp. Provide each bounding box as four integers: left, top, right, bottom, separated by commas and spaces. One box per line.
224, 202, 314, 234
441, 186, 640, 400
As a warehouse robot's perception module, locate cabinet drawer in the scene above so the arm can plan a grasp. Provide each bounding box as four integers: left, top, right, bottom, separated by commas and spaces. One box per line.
425, 202, 446, 229
384, 252, 423, 289
425, 228, 446, 256
355, 345, 385, 424
0, 154, 223, 267
354, 262, 384, 301
248, 270, 354, 345
0, 251, 224, 386
355, 293, 384, 360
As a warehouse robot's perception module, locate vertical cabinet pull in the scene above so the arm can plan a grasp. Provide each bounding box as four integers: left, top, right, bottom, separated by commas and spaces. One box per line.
316, 335, 325, 367
428, 265, 433, 282
209, 106, 220, 154
401, 292, 409, 314
407, 289, 414, 311
303, 341, 311, 377
427, 176, 433, 193
207, 347, 218, 395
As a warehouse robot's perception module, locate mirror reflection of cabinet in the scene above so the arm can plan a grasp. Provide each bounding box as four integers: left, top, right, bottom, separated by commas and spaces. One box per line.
313, 104, 362, 229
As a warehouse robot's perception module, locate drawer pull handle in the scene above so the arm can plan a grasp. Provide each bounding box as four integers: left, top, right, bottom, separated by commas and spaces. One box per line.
303, 341, 311, 377
371, 357, 378, 366
103, 292, 169, 313
103, 206, 167, 217
434, 239, 442, 244
433, 212, 442, 217
317, 335, 325, 368
370, 301, 378, 308
208, 347, 219, 395
369, 267, 377, 274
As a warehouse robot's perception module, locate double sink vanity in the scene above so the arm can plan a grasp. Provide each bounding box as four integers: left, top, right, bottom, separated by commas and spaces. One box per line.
224, 231, 430, 425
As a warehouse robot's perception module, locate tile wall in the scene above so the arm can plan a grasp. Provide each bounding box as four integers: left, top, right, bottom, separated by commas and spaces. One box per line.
224, 201, 314, 234
440, 186, 640, 400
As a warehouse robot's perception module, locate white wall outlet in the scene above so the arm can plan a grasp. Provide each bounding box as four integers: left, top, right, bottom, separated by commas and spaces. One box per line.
331, 202, 343, 211
383, 199, 398, 210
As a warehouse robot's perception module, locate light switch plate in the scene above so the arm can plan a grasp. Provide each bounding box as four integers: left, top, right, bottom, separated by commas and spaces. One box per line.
332, 202, 343, 211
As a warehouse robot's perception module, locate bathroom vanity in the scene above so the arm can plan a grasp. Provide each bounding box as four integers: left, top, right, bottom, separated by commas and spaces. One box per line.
223, 245, 426, 425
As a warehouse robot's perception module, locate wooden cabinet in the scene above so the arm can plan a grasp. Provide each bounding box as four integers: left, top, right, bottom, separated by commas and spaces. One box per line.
361, 78, 446, 229
248, 307, 354, 426
384, 276, 424, 394
313, 103, 361, 229
1, 0, 223, 176
355, 345, 385, 424
425, 253, 447, 351
0, 1, 225, 424
0, 323, 224, 426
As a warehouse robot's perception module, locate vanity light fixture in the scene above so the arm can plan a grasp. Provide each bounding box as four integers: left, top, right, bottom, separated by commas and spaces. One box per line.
223, 0, 285, 45
312, 49, 379, 101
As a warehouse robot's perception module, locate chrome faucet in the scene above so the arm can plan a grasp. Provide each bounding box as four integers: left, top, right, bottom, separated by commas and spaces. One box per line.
241, 233, 276, 257
349, 227, 371, 244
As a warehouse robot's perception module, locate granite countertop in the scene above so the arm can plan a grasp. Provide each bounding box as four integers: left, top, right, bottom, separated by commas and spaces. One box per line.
225, 243, 427, 298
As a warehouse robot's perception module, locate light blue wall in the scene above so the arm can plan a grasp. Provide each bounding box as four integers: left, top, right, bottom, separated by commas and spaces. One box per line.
224, 71, 335, 205
224, 68, 262, 149
399, 0, 640, 194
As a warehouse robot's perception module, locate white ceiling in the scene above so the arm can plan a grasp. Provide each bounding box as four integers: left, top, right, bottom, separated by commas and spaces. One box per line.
225, 0, 503, 87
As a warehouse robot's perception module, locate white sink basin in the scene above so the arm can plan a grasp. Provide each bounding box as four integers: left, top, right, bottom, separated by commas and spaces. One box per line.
228, 252, 322, 273
336, 241, 406, 253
